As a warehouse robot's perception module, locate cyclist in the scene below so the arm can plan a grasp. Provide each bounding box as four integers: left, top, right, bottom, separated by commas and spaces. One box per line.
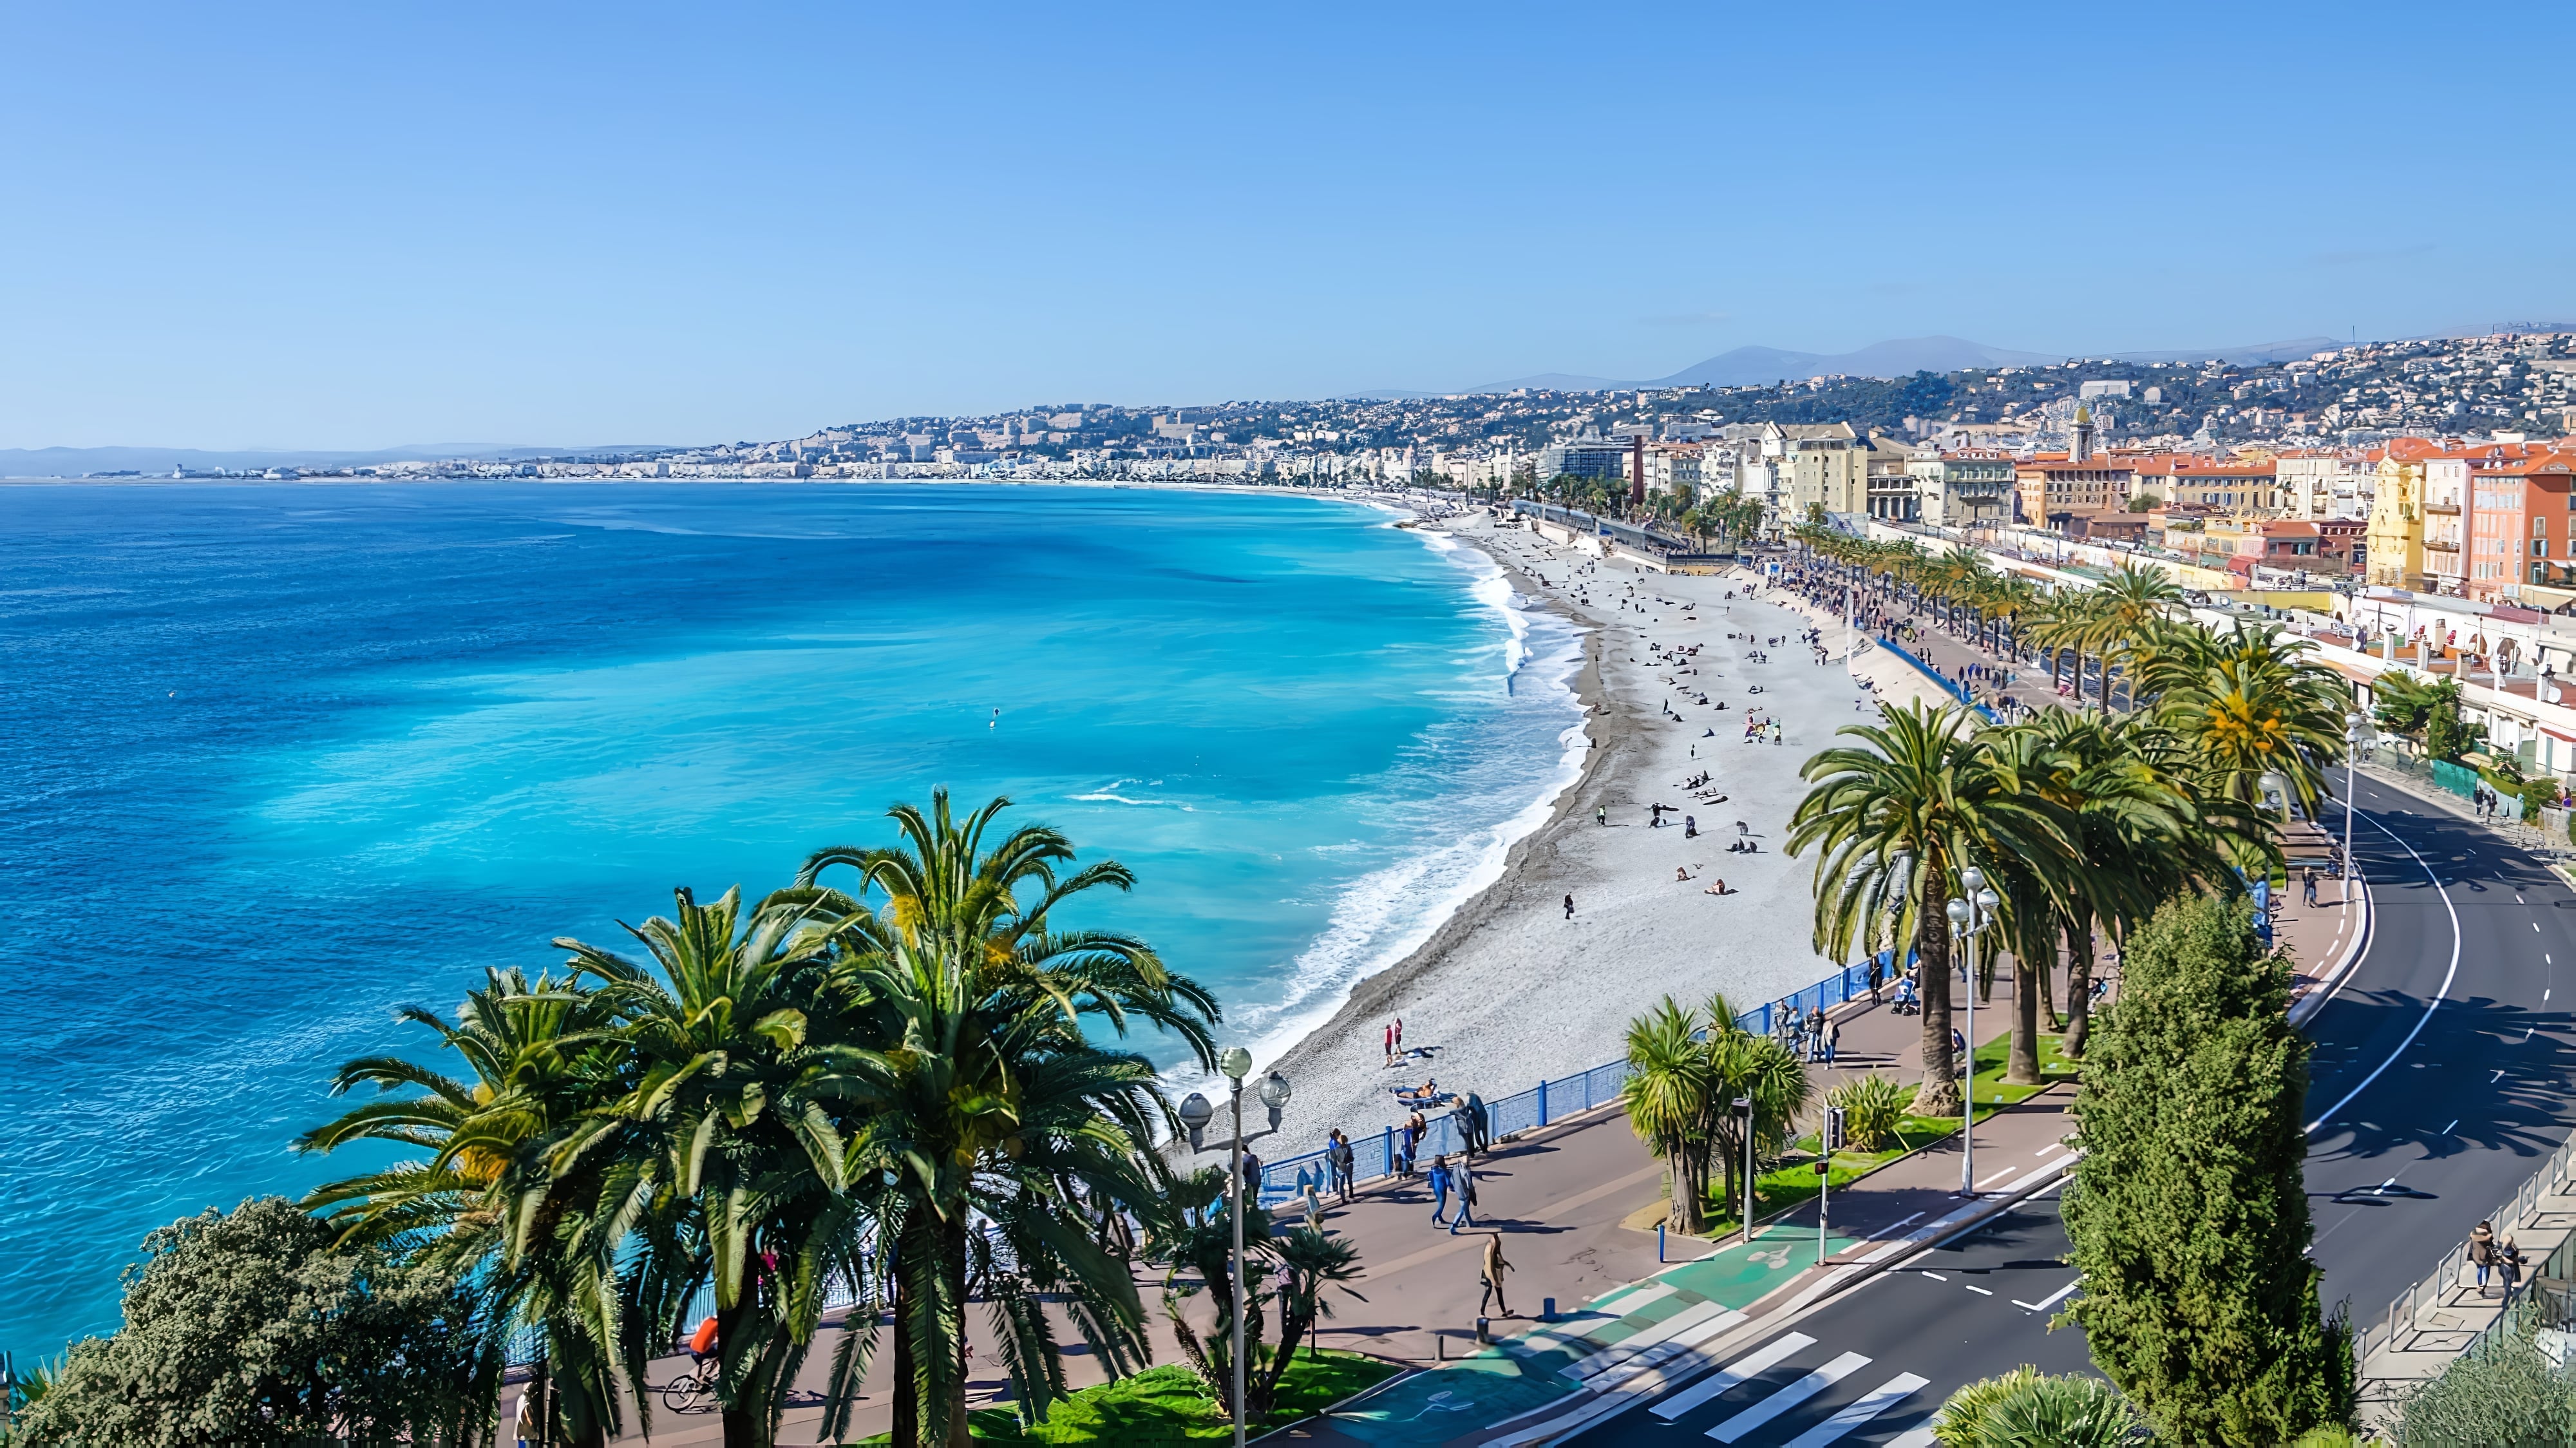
688, 1314, 719, 1364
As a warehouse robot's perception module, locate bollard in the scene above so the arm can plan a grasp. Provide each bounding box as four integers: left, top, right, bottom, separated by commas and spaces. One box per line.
1543, 1296, 1557, 1323
1658, 1223, 1667, 1262
1477, 1317, 1492, 1345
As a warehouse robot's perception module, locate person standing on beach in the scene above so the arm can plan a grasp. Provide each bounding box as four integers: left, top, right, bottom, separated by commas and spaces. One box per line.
1383, 1022, 1394, 1065
1596, 805, 1607, 826
1395, 1018, 1405, 1054
1564, 893, 1575, 919
1428, 1153, 1452, 1225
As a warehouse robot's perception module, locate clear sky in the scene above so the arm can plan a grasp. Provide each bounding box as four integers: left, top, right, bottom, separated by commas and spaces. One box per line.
5, 1, 2570, 450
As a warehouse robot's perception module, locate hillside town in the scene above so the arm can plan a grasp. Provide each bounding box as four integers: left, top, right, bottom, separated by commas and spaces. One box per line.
135, 329, 2576, 608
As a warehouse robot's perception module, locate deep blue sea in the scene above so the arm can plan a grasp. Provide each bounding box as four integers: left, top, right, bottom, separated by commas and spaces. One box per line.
0, 482, 1582, 1353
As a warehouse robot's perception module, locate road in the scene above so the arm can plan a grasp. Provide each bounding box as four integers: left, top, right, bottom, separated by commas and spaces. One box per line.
1558, 1196, 2085, 1448
1562, 772, 2576, 1444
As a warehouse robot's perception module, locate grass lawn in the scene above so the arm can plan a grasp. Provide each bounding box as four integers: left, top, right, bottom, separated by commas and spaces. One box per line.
842, 1350, 1401, 1445
1686, 1032, 2081, 1235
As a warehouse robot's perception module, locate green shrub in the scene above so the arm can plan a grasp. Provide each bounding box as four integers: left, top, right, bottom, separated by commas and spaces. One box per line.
1931, 1366, 2141, 1446
2394, 1324, 2576, 1445
1826, 1073, 1908, 1152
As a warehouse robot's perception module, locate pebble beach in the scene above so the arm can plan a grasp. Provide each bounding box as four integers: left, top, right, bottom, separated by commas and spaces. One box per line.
1261, 506, 1947, 1165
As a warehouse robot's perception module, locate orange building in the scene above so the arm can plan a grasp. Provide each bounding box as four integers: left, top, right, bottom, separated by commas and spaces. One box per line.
2467, 450, 2576, 601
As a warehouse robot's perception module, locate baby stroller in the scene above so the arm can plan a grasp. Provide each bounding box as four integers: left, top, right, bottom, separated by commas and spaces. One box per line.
1891, 976, 1920, 1016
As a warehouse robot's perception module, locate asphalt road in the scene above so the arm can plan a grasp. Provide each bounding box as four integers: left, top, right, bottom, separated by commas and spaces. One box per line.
1564, 773, 2576, 1444
1561, 1196, 2086, 1447
2300, 772, 2576, 1331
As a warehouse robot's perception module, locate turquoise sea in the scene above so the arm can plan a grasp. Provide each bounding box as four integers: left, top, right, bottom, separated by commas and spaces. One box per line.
0, 482, 1583, 1353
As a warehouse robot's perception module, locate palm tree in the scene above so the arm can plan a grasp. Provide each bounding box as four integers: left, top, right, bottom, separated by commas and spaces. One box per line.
2139, 619, 2350, 819
1790, 703, 2076, 1115
547, 886, 866, 1448
1620, 997, 1713, 1232
297, 969, 631, 1446
793, 790, 1221, 1448
2089, 564, 2186, 710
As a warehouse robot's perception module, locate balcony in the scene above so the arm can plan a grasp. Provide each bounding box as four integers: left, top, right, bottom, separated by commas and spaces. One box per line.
2425, 502, 2461, 515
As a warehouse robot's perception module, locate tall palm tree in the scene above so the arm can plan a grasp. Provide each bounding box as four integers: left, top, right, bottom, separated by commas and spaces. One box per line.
1620, 998, 1712, 1233
2089, 564, 2186, 710
793, 790, 1220, 1448
1790, 703, 2076, 1115
297, 969, 631, 1446
547, 886, 867, 1448
2139, 619, 2350, 819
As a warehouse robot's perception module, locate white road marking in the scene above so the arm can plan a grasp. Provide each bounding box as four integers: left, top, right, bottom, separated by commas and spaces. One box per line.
2306, 814, 2463, 1135
2444, 1119, 2459, 1134
1777, 1373, 1932, 1448
1650, 1333, 1814, 1420
2011, 1278, 2083, 1312
1962, 1284, 1994, 1295
1708, 1351, 1871, 1441
2494, 1069, 2508, 1083
1918, 1272, 1948, 1281
1863, 1212, 1926, 1241
1975, 1166, 2020, 1189
1886, 1429, 1938, 1448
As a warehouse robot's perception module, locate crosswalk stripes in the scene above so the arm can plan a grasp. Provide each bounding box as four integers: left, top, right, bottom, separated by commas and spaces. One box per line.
1774, 1373, 1931, 1448
1562, 1301, 1747, 1384
1650, 1333, 1815, 1420
1706, 1351, 1870, 1442
1882, 1428, 1937, 1448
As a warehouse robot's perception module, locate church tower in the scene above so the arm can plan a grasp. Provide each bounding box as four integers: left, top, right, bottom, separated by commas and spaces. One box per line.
2071, 404, 2096, 463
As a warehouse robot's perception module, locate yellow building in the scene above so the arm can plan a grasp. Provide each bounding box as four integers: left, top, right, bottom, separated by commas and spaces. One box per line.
2363, 444, 2429, 588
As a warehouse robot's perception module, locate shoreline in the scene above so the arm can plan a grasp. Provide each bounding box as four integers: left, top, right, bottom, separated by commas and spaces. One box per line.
1258, 510, 1894, 1166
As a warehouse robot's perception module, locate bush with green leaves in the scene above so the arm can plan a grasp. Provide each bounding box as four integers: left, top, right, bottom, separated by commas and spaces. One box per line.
2394, 1323, 2576, 1445
1824, 1073, 1907, 1152
1930, 1366, 2141, 1446
10, 1197, 495, 1447
2063, 891, 2356, 1443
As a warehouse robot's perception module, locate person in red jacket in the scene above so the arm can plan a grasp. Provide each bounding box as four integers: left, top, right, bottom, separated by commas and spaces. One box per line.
688, 1314, 719, 1363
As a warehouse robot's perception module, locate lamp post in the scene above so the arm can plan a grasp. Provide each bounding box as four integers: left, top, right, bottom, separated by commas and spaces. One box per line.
2344, 711, 2369, 882
1734, 1096, 1755, 1246
1946, 866, 2001, 1197
1177, 1051, 1291, 1448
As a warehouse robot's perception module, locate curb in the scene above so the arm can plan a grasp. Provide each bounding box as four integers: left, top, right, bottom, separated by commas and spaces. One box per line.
1472, 1153, 2080, 1448
2289, 867, 2375, 1029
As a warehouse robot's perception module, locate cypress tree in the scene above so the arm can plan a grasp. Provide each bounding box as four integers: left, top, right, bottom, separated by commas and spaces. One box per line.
2063, 891, 2356, 1443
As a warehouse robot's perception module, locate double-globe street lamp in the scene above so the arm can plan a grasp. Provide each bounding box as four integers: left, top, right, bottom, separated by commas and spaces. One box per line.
1177, 1050, 1293, 1448
1946, 866, 2002, 1197
2344, 710, 2370, 881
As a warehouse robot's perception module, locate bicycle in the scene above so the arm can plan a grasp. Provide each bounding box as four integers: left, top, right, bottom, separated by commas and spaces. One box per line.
662, 1355, 721, 1414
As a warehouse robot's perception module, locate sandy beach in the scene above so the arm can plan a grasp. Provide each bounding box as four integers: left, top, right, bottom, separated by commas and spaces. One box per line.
1259, 508, 1944, 1164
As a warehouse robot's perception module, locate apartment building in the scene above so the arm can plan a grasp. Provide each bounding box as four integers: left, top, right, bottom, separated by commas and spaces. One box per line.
1908, 446, 2018, 529
1864, 435, 1917, 520
2467, 450, 2576, 602
2014, 453, 2139, 535
2275, 449, 2374, 520
2133, 455, 2281, 513
1759, 421, 1867, 516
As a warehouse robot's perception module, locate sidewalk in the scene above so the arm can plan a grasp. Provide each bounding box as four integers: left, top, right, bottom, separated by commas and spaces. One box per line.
2356, 1135, 2576, 1428
1280, 1082, 2079, 1448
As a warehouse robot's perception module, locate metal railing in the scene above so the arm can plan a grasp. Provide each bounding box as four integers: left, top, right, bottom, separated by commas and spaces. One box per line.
2362, 1131, 2576, 1363
1253, 956, 1891, 1202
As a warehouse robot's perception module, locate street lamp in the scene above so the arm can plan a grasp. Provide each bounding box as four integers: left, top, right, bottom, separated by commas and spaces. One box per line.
1179, 1049, 1287, 1448
2344, 711, 2370, 881
1947, 866, 2001, 1197
1733, 1096, 1755, 1246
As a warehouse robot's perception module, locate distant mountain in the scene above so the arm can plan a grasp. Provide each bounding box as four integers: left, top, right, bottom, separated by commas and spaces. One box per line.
0, 443, 676, 477
1388, 333, 2360, 397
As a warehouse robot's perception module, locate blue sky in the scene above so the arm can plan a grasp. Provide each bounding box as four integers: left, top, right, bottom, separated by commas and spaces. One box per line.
4, 1, 2570, 449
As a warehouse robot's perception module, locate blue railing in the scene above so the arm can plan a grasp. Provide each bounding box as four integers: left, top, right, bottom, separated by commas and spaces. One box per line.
1255, 954, 1897, 1202
1875, 638, 2001, 725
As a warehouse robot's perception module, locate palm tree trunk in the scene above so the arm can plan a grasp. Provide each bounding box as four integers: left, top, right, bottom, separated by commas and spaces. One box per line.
2007, 949, 2043, 1086
717, 1296, 765, 1448
1913, 875, 1960, 1117
2062, 920, 2098, 1060
945, 1213, 973, 1448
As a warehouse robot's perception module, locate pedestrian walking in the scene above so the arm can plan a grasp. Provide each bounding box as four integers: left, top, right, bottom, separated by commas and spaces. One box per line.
2302, 866, 2318, 908
1328, 1129, 1355, 1202
1466, 1091, 1489, 1153
1823, 1018, 1840, 1065
1596, 805, 1607, 826
2502, 1234, 2529, 1300
1868, 955, 1884, 1005
1428, 1153, 1453, 1225
2471, 1221, 2498, 1293
1564, 893, 1575, 919
1479, 1233, 1515, 1318
1448, 1159, 1478, 1234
